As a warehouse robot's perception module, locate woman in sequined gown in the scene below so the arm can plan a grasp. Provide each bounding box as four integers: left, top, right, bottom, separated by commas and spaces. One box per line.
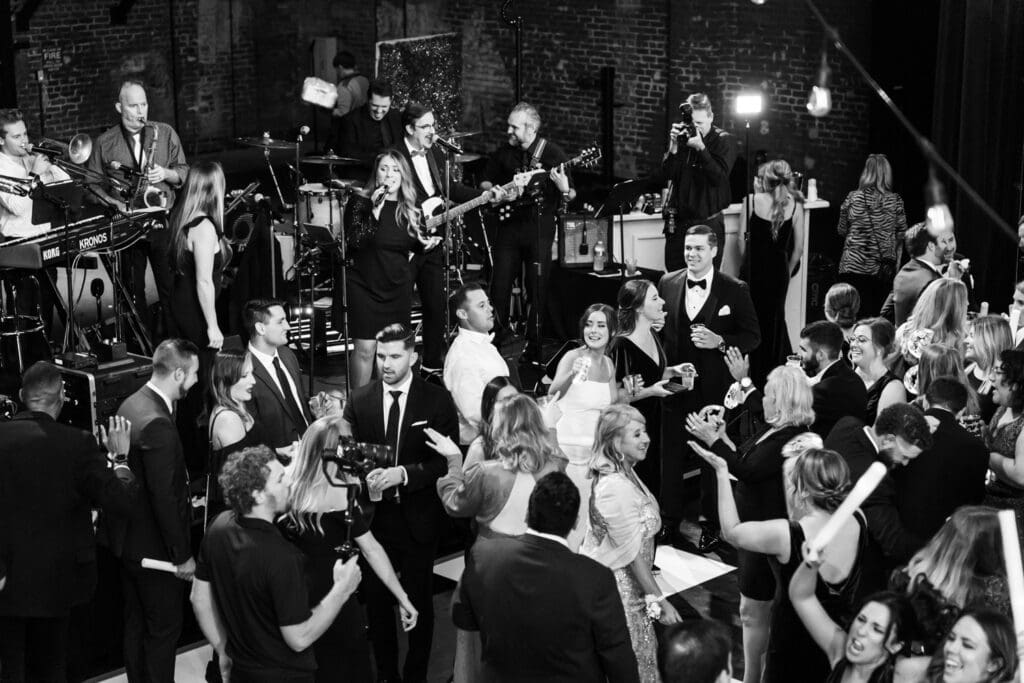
984, 349, 1024, 549
581, 404, 681, 683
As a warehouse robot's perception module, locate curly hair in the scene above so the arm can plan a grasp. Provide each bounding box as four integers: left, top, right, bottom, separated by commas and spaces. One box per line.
219, 445, 276, 516
764, 365, 815, 427
873, 403, 933, 451
997, 349, 1024, 413
489, 394, 560, 473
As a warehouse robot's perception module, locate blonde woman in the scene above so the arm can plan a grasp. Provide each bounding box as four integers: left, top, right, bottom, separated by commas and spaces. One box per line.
280, 416, 417, 682
687, 361, 814, 683
965, 315, 1013, 423
582, 404, 680, 683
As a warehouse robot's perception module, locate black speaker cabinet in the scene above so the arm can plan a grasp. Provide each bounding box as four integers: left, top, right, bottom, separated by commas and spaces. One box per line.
558, 214, 612, 268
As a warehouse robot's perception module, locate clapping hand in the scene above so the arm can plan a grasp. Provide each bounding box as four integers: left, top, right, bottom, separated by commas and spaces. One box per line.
100, 415, 132, 460
686, 440, 728, 474
723, 347, 750, 382
685, 413, 724, 447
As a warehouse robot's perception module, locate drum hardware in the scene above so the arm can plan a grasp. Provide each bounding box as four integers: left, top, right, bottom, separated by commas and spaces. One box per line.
235, 134, 298, 151
300, 154, 362, 166
453, 153, 482, 164
439, 130, 481, 140
0, 277, 51, 375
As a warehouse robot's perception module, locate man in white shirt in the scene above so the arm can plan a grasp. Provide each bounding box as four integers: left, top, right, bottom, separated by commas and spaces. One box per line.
243, 299, 312, 449
444, 282, 511, 445
0, 108, 70, 237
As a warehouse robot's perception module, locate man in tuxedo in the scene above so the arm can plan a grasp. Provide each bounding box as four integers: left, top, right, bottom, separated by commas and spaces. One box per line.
396, 102, 495, 376
896, 377, 988, 540
797, 320, 868, 437
342, 323, 459, 683
333, 79, 403, 169
455, 471, 639, 682
244, 299, 312, 449
659, 224, 760, 551
659, 619, 734, 683
879, 221, 958, 324
0, 363, 136, 682
824, 403, 933, 594
109, 339, 200, 683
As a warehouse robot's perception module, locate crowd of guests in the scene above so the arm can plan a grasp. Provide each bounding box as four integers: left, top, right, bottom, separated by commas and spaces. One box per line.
3, 151, 1024, 683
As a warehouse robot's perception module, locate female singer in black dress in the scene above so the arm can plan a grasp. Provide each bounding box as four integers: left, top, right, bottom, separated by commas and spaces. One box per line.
610, 280, 674, 508
338, 150, 434, 388
168, 160, 232, 468
741, 160, 805, 386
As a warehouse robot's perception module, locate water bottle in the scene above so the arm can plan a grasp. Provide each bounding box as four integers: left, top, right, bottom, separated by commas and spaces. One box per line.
593, 240, 607, 272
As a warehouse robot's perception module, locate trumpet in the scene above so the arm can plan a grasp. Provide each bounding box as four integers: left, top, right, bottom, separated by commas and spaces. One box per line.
27, 134, 92, 165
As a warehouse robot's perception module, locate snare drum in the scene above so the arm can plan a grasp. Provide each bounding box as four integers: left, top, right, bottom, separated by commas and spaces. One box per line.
297, 183, 343, 236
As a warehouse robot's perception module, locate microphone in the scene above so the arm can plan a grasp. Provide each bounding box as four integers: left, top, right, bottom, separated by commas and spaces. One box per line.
253, 193, 284, 219
372, 186, 387, 209
432, 136, 463, 155
90, 278, 105, 299
108, 161, 144, 178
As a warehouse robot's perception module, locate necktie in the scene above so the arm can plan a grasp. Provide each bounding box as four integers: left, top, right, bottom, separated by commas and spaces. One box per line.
272, 357, 307, 429
132, 132, 142, 167
385, 390, 402, 456
687, 279, 707, 290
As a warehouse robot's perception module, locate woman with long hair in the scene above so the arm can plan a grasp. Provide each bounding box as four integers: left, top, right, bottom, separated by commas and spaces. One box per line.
849, 318, 907, 423
686, 363, 814, 683
432, 393, 564, 682
740, 159, 806, 384
927, 610, 1017, 683
965, 316, 1013, 424
984, 350, 1024, 548
205, 350, 264, 521
338, 150, 427, 387
911, 344, 983, 436
825, 282, 862, 366
582, 404, 681, 683
463, 375, 519, 469
691, 445, 866, 683
898, 279, 969, 356
609, 279, 673, 504
280, 416, 417, 683
837, 154, 908, 315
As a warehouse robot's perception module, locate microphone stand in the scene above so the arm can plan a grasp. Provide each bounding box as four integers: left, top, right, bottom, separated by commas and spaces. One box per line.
435, 139, 460, 340
31, 184, 81, 353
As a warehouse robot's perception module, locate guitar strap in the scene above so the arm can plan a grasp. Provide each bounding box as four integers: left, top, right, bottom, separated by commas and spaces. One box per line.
530, 138, 547, 170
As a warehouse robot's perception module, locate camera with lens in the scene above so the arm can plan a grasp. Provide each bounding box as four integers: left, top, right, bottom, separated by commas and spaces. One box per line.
322, 437, 394, 478
678, 102, 697, 139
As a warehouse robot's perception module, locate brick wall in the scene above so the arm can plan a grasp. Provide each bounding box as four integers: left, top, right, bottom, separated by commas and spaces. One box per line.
10, 0, 873, 207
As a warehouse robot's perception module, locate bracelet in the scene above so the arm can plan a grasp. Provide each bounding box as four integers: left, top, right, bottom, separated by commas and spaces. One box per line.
644, 594, 663, 620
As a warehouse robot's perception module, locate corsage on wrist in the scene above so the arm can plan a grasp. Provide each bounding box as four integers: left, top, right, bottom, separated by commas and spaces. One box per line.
644, 593, 663, 620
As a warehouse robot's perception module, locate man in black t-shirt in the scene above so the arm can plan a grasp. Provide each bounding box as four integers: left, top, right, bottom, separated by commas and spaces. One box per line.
190, 446, 361, 683
482, 102, 574, 361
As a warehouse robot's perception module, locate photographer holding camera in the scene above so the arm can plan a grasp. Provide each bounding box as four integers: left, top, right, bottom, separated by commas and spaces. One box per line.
662, 93, 737, 272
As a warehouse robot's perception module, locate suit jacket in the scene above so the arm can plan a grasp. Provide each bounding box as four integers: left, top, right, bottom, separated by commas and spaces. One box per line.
249, 345, 312, 449
342, 375, 459, 543
106, 386, 191, 565
811, 360, 868, 437
455, 534, 640, 683
659, 268, 760, 405
893, 408, 988, 540
395, 141, 480, 207
882, 258, 940, 325
0, 412, 137, 617
337, 105, 404, 167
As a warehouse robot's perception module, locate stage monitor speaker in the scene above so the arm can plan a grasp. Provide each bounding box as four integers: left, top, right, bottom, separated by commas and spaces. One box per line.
48, 353, 153, 433
558, 214, 612, 268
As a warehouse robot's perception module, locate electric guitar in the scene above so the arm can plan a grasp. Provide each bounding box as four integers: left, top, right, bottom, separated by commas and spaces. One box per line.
420, 146, 602, 231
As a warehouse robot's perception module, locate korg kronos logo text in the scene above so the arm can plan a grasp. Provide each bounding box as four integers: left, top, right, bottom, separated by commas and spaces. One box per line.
78, 234, 109, 251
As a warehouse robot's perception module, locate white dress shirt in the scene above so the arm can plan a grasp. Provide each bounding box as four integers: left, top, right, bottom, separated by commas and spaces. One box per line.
404, 138, 436, 197
145, 381, 175, 414
525, 528, 570, 549
684, 268, 714, 320
248, 343, 306, 421
0, 152, 70, 237
443, 327, 510, 444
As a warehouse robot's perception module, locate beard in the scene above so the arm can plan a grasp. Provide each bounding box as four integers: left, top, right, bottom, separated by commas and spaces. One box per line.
803, 355, 821, 377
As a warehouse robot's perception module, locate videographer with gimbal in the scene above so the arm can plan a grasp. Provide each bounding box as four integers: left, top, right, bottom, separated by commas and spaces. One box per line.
662, 93, 737, 272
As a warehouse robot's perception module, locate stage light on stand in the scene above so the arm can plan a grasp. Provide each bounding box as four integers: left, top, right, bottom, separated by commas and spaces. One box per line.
735, 93, 764, 117
925, 168, 954, 232
807, 46, 832, 117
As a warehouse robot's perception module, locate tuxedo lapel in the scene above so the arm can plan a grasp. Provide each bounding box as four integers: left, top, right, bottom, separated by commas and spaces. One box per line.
397, 379, 421, 463
427, 150, 444, 198
252, 362, 291, 415
370, 381, 386, 444
693, 272, 722, 324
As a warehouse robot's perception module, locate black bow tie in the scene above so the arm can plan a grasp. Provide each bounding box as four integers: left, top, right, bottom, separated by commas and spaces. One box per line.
411, 148, 428, 157
686, 279, 707, 290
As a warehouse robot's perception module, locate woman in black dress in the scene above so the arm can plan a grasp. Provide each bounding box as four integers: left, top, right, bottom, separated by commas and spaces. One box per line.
205, 350, 266, 523
609, 279, 674, 501
339, 150, 433, 388
741, 160, 805, 386
686, 363, 813, 683
280, 416, 417, 683
168, 160, 232, 468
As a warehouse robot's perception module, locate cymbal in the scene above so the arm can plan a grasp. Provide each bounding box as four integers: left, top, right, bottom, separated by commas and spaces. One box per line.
235, 136, 295, 150
302, 153, 362, 166
454, 153, 482, 164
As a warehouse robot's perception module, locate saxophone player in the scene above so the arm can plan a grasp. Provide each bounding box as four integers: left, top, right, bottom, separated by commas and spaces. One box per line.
86, 79, 188, 335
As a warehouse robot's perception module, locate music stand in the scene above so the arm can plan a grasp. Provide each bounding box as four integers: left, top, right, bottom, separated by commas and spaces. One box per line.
594, 179, 647, 279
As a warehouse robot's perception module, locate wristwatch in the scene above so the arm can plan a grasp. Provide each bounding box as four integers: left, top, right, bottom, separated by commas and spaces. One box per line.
740, 377, 753, 390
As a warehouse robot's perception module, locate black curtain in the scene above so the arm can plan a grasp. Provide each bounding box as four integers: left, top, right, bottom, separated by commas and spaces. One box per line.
932, 0, 1024, 307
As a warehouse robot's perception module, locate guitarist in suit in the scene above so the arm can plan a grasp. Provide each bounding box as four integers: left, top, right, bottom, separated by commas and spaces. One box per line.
341, 323, 460, 683
244, 299, 312, 450
659, 225, 760, 551
481, 102, 575, 363
109, 338, 200, 683
396, 102, 495, 379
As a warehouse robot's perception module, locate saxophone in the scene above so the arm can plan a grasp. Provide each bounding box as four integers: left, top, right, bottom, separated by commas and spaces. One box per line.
128, 122, 169, 209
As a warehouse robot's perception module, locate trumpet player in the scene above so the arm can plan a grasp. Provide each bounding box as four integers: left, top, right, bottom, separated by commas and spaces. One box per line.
87, 79, 188, 336
0, 108, 70, 238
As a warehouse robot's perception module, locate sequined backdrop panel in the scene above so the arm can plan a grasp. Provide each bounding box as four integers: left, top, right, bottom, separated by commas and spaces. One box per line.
376, 32, 463, 132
